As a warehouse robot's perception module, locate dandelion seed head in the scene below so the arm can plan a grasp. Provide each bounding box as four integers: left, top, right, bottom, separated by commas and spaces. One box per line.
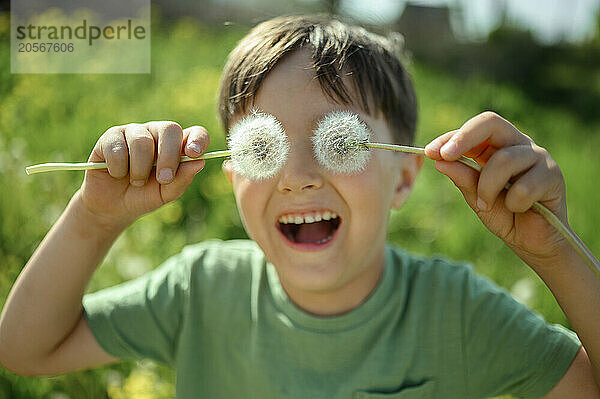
311, 110, 371, 174
228, 111, 290, 181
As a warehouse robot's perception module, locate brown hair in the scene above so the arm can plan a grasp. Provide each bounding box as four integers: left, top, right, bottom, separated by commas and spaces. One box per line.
217, 14, 417, 145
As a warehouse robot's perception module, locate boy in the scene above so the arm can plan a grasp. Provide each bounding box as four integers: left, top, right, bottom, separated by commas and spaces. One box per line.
1, 14, 599, 398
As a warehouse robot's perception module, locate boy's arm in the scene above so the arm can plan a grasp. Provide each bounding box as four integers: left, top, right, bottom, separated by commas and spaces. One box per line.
535, 245, 600, 398
0, 122, 208, 376
0, 191, 122, 375
544, 347, 599, 397
425, 111, 600, 397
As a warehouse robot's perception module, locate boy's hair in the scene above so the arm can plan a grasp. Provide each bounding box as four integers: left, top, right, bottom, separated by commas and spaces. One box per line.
217, 14, 418, 145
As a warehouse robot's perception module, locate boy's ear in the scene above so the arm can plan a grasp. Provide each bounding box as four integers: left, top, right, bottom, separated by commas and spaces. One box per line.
392, 154, 424, 209
222, 160, 234, 183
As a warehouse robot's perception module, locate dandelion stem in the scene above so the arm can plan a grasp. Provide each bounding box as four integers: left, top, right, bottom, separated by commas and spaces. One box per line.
24, 150, 232, 175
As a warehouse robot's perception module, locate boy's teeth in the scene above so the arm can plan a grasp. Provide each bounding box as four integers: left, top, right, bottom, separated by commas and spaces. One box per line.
278, 211, 339, 224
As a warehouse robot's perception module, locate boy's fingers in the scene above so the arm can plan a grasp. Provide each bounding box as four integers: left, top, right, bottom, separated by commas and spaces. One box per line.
182, 126, 210, 158
471, 144, 498, 165
142, 121, 183, 185
426, 132, 495, 165
94, 126, 129, 178
438, 112, 532, 161
503, 164, 547, 213
476, 145, 538, 211
434, 160, 479, 209
505, 163, 563, 214
160, 159, 206, 203
124, 124, 155, 186
424, 130, 458, 160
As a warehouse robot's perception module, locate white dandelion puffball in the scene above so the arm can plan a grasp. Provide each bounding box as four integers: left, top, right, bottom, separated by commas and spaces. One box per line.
311, 110, 372, 174
228, 111, 290, 181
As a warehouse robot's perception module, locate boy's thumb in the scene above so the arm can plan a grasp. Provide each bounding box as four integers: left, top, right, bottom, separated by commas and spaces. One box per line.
160, 160, 206, 203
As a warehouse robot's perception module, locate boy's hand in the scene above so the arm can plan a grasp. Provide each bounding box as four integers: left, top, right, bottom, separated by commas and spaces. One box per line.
424, 111, 569, 266
79, 121, 208, 231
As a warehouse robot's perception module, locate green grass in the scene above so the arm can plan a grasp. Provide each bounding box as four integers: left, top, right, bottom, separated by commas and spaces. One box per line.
1, 12, 598, 398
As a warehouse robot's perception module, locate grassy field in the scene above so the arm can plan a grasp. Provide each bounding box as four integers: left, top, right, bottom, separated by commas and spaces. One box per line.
1, 12, 599, 398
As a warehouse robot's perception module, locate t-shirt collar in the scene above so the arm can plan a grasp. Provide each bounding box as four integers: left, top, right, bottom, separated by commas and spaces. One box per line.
265, 246, 396, 333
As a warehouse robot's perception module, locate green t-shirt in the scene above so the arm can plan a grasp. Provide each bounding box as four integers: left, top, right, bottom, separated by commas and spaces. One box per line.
83, 239, 580, 399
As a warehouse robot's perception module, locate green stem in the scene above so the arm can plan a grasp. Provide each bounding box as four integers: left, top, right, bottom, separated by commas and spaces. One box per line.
25, 150, 232, 175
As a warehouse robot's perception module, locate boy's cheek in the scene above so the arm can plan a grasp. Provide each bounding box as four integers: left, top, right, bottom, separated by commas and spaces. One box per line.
234, 183, 271, 227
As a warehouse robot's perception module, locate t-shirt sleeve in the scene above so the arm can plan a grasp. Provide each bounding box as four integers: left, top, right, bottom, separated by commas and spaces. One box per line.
460, 265, 581, 399
82, 248, 192, 366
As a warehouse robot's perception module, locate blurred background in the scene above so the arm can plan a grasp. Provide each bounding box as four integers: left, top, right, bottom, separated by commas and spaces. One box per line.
1, 0, 599, 397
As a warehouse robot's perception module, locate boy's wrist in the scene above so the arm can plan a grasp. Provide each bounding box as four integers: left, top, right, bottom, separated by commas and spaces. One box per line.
69, 190, 131, 239
518, 237, 589, 281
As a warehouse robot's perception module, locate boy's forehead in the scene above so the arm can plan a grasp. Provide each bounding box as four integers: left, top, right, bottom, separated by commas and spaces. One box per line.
252, 50, 363, 120
257, 50, 323, 100
267, 48, 315, 77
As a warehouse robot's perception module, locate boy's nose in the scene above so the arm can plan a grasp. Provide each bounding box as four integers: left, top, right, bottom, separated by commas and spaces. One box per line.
276, 142, 324, 193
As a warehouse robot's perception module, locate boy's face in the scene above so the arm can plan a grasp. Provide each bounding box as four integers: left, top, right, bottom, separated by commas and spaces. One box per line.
223, 49, 422, 315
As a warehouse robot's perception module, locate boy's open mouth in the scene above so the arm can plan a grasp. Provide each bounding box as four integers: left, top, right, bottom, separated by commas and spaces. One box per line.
277, 211, 341, 245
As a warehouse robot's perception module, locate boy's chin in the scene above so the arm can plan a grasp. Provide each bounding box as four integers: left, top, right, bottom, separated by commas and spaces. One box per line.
273, 259, 352, 293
